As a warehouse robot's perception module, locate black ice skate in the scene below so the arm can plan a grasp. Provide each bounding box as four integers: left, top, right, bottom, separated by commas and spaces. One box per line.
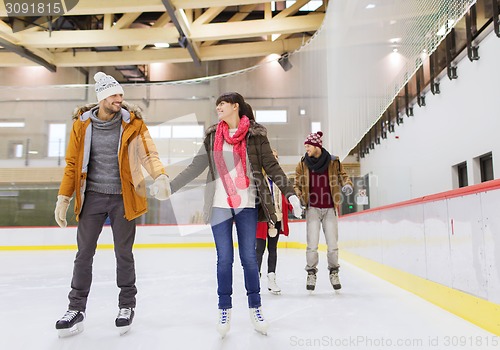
55, 310, 85, 338
115, 308, 135, 335
329, 268, 341, 290
306, 270, 317, 291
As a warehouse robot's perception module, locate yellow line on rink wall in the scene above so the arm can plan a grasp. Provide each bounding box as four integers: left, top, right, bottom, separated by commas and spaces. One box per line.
0, 241, 310, 251
340, 249, 500, 336
0, 243, 217, 250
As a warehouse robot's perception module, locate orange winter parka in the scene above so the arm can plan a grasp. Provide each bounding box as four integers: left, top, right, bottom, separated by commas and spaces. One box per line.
58, 102, 166, 221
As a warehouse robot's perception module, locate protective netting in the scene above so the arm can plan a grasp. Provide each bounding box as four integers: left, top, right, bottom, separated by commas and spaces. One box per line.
320, 0, 477, 159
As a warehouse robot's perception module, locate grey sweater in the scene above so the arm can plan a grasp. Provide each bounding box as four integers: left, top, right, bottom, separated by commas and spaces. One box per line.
86, 108, 122, 194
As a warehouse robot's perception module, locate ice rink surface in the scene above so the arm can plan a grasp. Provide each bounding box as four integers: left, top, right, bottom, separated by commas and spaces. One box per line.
0, 247, 497, 350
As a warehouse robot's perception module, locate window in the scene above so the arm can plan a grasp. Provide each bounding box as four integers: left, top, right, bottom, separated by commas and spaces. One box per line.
255, 110, 287, 123
172, 125, 204, 139
48, 123, 66, 157
148, 125, 171, 139
8, 141, 23, 158
311, 122, 321, 133
480, 152, 493, 182
457, 162, 468, 188
148, 124, 204, 139
0, 121, 25, 128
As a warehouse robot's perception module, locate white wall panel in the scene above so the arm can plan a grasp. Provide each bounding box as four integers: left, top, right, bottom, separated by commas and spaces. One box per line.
480, 190, 500, 304
341, 212, 384, 263
447, 194, 487, 298
423, 200, 452, 287
380, 205, 426, 278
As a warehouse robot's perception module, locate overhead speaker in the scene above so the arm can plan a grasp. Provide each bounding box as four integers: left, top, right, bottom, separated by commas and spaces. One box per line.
278, 53, 293, 72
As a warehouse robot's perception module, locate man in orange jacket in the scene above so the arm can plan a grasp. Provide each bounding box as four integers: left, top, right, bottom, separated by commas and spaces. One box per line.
53, 72, 170, 337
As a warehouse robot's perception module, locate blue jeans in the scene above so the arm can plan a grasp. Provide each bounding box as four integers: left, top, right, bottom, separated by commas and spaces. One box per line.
211, 207, 261, 309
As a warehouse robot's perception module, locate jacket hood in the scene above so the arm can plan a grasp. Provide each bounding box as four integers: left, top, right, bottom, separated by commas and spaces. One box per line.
205, 120, 267, 137
72, 101, 144, 120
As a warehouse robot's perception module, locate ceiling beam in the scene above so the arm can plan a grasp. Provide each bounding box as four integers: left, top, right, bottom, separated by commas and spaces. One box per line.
8, 14, 323, 49
192, 7, 226, 26
190, 13, 324, 41
202, 4, 258, 47
112, 13, 142, 30
14, 27, 180, 48
172, 0, 265, 9
0, 37, 306, 67
132, 12, 171, 51
0, 37, 56, 71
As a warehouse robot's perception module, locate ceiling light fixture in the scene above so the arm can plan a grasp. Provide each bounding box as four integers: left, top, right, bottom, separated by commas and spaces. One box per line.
154, 43, 170, 48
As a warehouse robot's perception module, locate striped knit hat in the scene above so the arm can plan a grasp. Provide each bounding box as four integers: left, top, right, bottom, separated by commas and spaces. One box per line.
304, 131, 323, 148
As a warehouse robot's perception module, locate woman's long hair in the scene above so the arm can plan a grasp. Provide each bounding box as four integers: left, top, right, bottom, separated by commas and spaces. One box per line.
216, 92, 255, 121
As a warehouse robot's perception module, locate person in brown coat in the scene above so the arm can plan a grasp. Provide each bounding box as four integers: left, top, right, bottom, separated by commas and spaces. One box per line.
294, 131, 353, 292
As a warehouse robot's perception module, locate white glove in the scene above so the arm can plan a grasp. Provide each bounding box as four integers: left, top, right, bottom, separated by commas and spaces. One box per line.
342, 184, 353, 196
288, 195, 303, 219
150, 174, 171, 201
54, 195, 71, 228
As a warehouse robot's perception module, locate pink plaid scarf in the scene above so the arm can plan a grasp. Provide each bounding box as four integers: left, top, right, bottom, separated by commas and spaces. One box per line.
214, 116, 250, 208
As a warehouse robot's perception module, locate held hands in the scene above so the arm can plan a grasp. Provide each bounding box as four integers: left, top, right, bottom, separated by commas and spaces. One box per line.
288, 195, 303, 219
150, 174, 171, 201
342, 184, 353, 196
54, 195, 71, 228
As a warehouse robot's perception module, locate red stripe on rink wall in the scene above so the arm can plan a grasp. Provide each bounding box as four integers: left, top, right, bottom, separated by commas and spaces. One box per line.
340, 178, 500, 218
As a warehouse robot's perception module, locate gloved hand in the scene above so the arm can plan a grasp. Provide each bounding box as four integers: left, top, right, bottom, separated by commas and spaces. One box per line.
342, 184, 353, 196
150, 174, 171, 200
54, 195, 71, 228
288, 195, 303, 218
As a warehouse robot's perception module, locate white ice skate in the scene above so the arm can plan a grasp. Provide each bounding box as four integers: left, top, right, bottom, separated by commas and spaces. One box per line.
249, 307, 268, 335
216, 308, 231, 338
55, 310, 85, 338
267, 272, 281, 295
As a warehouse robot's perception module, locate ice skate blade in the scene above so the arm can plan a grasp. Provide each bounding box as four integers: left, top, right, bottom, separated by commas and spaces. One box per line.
57, 323, 84, 338
118, 325, 131, 336
216, 326, 229, 339
268, 289, 281, 295
254, 328, 268, 336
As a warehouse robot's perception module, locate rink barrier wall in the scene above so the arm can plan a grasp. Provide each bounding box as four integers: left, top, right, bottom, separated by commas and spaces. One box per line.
339, 179, 500, 336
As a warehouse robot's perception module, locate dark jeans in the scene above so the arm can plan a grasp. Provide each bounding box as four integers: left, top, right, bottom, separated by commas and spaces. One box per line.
256, 221, 281, 274
210, 207, 261, 309
68, 191, 137, 312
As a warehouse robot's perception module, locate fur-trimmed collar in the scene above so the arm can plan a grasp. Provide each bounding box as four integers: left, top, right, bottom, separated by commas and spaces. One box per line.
205, 120, 267, 137
72, 101, 143, 120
